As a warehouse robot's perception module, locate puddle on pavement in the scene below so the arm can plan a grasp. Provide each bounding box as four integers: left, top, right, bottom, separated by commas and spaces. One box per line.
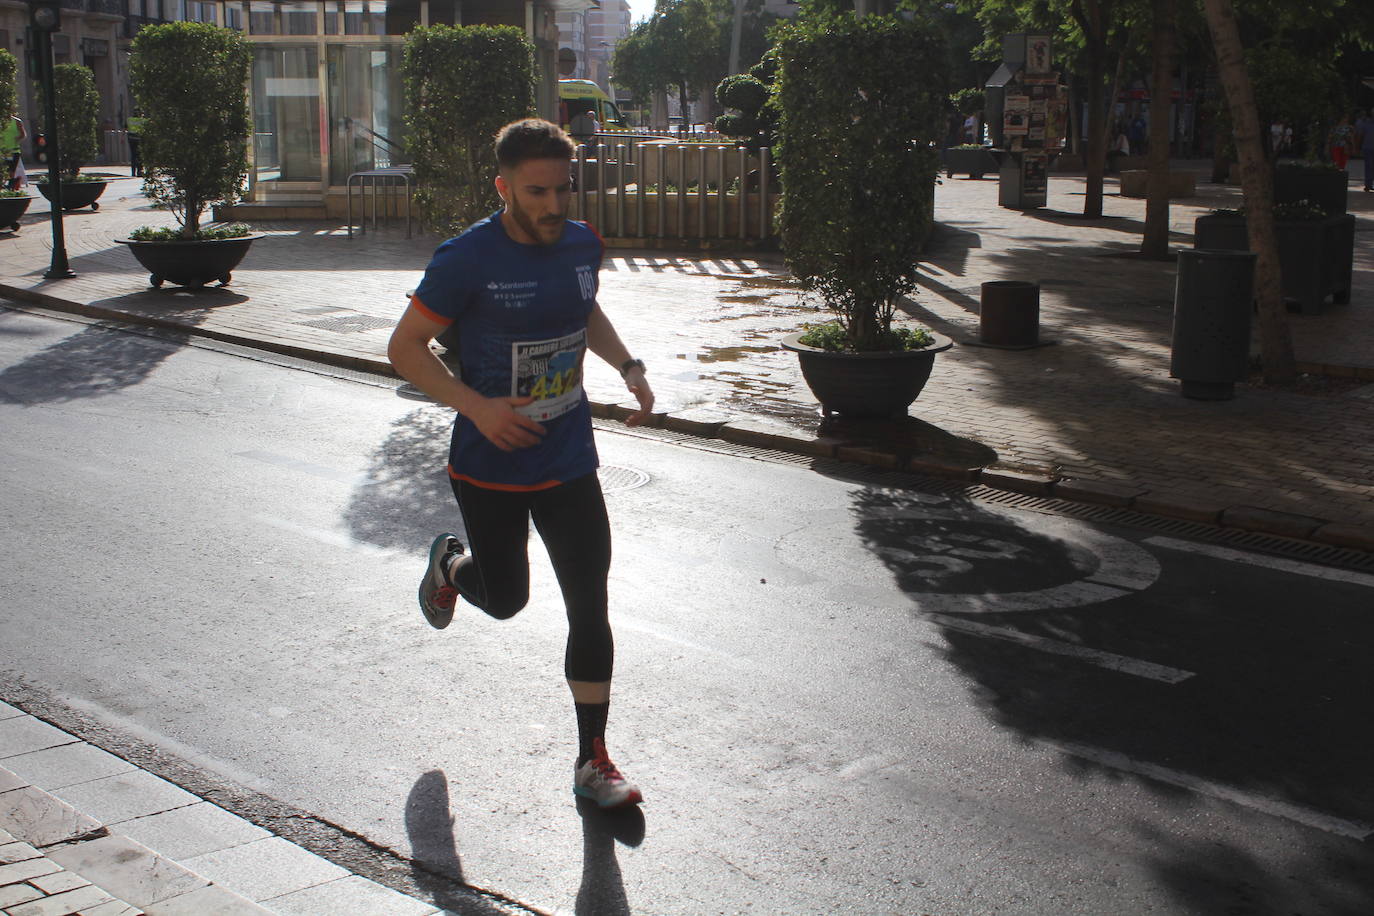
684, 345, 779, 363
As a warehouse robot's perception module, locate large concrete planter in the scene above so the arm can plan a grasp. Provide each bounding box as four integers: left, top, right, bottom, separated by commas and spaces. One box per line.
0, 194, 32, 232
781, 331, 954, 419
1193, 213, 1355, 314
117, 234, 262, 288
944, 147, 999, 179
36, 178, 108, 211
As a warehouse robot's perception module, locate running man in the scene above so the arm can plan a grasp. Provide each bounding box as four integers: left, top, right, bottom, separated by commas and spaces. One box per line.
387, 118, 653, 809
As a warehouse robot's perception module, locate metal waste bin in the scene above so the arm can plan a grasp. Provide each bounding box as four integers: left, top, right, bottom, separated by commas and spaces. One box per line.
1170, 249, 1256, 400
979, 280, 1040, 347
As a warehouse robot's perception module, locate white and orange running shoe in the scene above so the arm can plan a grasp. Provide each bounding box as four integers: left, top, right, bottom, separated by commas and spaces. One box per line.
573, 738, 644, 808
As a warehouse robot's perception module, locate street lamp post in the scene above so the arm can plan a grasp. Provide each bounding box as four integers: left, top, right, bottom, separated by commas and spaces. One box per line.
29, 0, 74, 279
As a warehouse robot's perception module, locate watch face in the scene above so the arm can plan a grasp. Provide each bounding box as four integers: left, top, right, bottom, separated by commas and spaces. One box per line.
34, 7, 58, 29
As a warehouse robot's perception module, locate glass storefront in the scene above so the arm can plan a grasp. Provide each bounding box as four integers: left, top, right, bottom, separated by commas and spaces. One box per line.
251, 46, 323, 192
234, 0, 554, 206
327, 45, 406, 184
240, 1, 412, 202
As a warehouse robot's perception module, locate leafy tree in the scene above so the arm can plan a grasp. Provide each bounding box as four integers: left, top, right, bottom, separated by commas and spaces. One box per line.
775, 11, 946, 351
130, 22, 252, 237
715, 51, 778, 149
0, 49, 17, 121
613, 0, 774, 127
37, 64, 100, 179
402, 25, 535, 236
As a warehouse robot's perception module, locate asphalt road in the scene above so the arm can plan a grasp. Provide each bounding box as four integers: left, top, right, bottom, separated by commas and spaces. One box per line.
2, 305, 1372, 916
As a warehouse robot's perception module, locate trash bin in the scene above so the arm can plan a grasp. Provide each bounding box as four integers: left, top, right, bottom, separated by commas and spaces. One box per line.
979, 280, 1040, 347
1170, 249, 1256, 400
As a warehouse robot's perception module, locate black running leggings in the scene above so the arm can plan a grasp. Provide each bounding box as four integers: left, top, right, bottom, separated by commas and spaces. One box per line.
449, 472, 613, 683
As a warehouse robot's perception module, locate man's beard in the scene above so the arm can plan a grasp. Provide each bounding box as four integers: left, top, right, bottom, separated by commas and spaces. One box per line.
509, 193, 565, 245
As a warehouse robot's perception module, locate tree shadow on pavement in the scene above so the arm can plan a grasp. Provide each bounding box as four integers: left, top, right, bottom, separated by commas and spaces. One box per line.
0, 320, 191, 405
574, 797, 644, 916
404, 769, 514, 915
343, 404, 467, 551
851, 485, 1374, 915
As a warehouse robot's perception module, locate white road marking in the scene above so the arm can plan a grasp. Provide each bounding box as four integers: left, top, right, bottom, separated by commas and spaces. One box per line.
1049, 739, 1374, 840
1144, 537, 1374, 590
929, 614, 1196, 684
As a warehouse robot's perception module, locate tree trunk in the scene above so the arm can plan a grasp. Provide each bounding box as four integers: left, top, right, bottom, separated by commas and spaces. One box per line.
1201, 0, 1294, 383
1072, 0, 1108, 217
1141, 0, 1175, 258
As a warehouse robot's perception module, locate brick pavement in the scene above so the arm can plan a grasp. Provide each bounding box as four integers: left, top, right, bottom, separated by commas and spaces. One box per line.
1, 163, 1371, 545
0, 700, 454, 915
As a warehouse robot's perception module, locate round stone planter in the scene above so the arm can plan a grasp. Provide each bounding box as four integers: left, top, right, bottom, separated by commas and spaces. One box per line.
116, 234, 262, 288
35, 179, 108, 211
781, 330, 954, 419
0, 194, 32, 231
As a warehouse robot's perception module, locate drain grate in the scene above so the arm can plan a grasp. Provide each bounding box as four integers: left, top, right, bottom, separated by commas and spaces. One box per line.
598, 464, 650, 493
300, 314, 395, 334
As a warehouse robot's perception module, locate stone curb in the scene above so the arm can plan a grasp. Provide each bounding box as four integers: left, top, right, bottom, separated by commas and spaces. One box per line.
5, 287, 1372, 557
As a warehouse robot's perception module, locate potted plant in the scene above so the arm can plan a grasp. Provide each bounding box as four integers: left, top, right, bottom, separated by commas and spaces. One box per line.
1, 49, 30, 231
1195, 199, 1353, 314
119, 21, 257, 288
34, 63, 107, 211
0, 189, 30, 231
774, 12, 952, 418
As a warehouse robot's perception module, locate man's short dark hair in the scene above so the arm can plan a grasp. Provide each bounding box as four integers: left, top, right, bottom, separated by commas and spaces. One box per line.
495, 118, 575, 171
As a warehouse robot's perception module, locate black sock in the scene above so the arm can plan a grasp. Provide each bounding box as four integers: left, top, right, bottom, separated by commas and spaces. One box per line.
574, 701, 609, 766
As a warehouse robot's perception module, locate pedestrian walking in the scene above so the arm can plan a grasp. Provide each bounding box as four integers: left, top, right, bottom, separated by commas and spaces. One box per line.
1356, 108, 1374, 192
1328, 113, 1354, 170
126, 110, 145, 177
387, 118, 654, 809
2, 114, 26, 190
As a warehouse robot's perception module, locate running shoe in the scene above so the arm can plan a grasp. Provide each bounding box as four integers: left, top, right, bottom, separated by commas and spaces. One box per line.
418, 533, 464, 629
573, 738, 643, 808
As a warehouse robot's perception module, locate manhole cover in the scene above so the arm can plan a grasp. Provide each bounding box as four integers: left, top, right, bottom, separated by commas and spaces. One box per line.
598, 465, 649, 493
301, 315, 395, 333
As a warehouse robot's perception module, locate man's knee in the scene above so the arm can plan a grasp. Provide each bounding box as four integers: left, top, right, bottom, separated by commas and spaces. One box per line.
481, 592, 529, 620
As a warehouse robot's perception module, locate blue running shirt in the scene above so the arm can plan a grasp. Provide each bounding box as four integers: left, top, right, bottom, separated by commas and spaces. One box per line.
412, 212, 602, 490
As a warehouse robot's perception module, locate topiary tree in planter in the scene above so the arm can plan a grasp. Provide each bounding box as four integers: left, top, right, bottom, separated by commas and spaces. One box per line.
0, 48, 18, 131
775, 11, 946, 353
715, 50, 779, 152
402, 25, 535, 236
36, 63, 100, 180
129, 21, 252, 238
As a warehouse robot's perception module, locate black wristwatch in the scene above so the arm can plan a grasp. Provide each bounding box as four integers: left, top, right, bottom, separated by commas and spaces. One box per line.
619, 358, 646, 379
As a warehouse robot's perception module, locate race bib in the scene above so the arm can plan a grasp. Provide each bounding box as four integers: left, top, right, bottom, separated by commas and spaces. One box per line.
511, 330, 586, 421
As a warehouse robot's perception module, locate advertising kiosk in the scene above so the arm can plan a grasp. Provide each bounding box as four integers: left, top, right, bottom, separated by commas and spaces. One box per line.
984, 34, 1068, 210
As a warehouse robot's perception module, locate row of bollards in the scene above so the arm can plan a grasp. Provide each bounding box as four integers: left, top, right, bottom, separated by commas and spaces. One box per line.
977, 248, 1256, 401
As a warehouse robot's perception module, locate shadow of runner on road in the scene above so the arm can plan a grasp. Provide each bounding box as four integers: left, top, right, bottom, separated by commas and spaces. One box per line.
849, 485, 1374, 915
404, 769, 515, 916
574, 796, 644, 916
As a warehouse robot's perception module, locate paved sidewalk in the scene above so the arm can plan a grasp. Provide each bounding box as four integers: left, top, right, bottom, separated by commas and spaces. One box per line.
2, 164, 1372, 551
0, 701, 443, 915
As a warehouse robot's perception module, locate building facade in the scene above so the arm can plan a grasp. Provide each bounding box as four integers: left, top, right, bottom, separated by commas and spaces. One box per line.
554, 0, 625, 94
4, 0, 590, 209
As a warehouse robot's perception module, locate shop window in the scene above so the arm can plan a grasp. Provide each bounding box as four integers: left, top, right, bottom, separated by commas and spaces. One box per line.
249, 1, 318, 35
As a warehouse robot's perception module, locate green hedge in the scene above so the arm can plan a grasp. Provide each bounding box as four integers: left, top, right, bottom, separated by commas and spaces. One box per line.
403, 26, 535, 236
37, 63, 100, 178
130, 22, 251, 236
775, 13, 945, 351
